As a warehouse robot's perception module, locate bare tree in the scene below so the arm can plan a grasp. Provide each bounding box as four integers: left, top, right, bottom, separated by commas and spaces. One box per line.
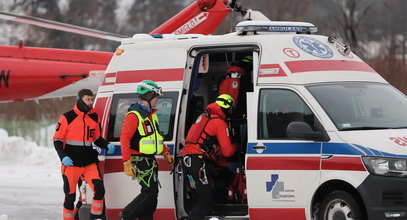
242, 0, 314, 21
126, 0, 186, 34
329, 0, 377, 56
370, 1, 407, 94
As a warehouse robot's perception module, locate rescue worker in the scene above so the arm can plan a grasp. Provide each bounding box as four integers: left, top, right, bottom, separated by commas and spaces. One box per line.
120, 80, 174, 220
53, 89, 116, 220
181, 94, 237, 220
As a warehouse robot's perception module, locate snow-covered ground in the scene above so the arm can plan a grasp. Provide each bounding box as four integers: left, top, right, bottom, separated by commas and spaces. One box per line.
0, 129, 63, 220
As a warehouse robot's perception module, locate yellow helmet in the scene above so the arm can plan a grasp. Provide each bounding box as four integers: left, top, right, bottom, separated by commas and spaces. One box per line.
215, 94, 235, 109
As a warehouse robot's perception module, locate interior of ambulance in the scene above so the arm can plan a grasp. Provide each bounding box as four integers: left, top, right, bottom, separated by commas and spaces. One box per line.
174, 45, 328, 218
175, 46, 258, 217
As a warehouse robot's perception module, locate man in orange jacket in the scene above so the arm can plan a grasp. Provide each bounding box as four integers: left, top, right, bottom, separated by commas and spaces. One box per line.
53, 89, 115, 220
120, 80, 174, 220
181, 94, 237, 220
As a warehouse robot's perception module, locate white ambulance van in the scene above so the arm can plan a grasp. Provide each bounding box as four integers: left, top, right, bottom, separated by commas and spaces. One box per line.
91, 21, 407, 220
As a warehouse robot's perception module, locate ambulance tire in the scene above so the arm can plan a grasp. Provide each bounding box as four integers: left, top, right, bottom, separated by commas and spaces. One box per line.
318, 190, 363, 220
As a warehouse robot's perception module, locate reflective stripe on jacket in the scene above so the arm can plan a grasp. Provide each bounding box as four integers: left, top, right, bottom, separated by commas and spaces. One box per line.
53, 104, 104, 167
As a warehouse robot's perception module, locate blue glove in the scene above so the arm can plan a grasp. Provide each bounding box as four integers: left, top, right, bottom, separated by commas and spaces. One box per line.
62, 156, 73, 166
107, 144, 115, 154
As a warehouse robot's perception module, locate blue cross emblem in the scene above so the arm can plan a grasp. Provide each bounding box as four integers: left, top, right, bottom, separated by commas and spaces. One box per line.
266, 174, 279, 192
293, 36, 333, 59
302, 39, 326, 54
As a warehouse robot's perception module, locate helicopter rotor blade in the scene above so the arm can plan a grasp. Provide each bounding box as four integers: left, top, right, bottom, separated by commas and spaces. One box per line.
0, 11, 128, 42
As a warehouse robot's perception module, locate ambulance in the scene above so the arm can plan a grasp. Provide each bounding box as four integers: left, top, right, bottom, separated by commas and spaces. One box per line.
88, 20, 407, 220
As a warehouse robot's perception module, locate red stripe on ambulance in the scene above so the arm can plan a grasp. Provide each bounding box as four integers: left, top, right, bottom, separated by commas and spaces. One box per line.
104, 158, 172, 174
285, 60, 377, 73
115, 68, 184, 83
247, 156, 320, 170
321, 156, 366, 171
93, 97, 108, 135
93, 97, 107, 118
249, 208, 306, 220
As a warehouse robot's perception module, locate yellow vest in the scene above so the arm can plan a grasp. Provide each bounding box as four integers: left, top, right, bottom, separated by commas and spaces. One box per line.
127, 110, 164, 155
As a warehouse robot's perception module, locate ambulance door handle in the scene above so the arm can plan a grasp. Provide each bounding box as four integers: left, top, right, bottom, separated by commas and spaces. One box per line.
252, 145, 266, 153
252, 145, 266, 150
321, 154, 334, 159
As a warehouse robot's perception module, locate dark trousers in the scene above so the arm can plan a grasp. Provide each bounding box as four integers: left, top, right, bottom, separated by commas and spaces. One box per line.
183, 155, 213, 220
121, 157, 159, 220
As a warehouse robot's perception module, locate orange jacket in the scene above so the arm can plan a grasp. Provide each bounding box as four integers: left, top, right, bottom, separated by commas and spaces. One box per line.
53, 104, 109, 167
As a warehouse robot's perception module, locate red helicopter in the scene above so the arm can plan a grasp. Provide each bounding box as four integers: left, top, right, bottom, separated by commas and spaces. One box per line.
0, 0, 256, 102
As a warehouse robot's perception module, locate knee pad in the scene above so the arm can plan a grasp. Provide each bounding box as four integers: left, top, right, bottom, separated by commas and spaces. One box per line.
62, 174, 71, 194
64, 193, 76, 210
92, 179, 105, 200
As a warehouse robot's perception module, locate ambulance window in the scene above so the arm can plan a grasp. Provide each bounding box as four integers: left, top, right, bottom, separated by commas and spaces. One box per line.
107, 92, 178, 142
258, 89, 314, 139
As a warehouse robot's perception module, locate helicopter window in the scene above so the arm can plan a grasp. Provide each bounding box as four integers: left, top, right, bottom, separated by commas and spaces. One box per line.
107, 91, 178, 142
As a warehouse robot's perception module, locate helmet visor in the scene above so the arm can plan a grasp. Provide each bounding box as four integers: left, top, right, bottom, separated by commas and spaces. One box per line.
138, 81, 163, 96
157, 87, 163, 96
216, 97, 234, 109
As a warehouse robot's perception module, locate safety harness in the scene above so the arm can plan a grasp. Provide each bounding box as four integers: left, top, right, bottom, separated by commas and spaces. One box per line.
130, 155, 159, 188
185, 111, 220, 153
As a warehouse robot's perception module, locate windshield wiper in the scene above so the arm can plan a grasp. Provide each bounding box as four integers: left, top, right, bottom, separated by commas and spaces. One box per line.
340, 126, 391, 131
390, 126, 407, 129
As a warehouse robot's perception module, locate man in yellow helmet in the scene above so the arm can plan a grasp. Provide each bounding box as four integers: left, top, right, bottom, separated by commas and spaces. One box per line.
180, 94, 237, 220
119, 80, 174, 220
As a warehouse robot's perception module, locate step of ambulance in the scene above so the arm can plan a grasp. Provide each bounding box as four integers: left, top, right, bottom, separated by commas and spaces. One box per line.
209, 203, 248, 217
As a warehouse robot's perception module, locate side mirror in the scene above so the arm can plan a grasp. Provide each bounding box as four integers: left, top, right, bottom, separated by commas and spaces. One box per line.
286, 121, 322, 141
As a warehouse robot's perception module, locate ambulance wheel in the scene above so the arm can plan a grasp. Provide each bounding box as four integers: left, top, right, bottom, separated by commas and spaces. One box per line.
318, 190, 363, 220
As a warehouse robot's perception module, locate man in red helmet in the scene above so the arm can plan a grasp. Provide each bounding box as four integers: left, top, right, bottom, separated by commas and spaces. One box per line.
181, 94, 237, 220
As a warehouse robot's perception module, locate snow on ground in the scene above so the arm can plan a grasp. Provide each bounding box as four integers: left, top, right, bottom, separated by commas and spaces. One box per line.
0, 129, 63, 220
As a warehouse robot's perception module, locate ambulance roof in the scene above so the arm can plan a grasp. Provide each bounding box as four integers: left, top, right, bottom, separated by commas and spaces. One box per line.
105, 21, 386, 88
